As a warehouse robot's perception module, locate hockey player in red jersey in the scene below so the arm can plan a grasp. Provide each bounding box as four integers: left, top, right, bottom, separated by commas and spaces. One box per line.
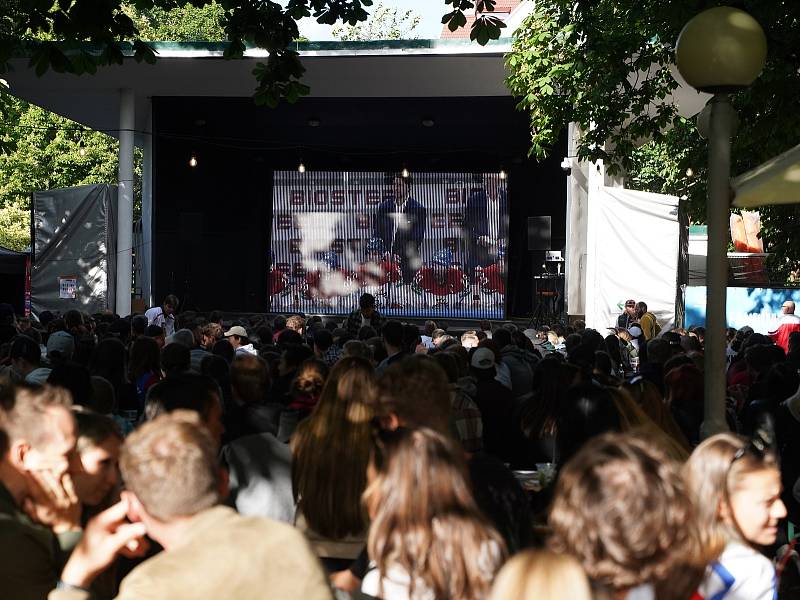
412, 248, 470, 309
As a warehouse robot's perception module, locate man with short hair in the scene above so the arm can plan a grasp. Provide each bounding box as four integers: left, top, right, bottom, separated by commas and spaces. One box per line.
635, 301, 661, 340
770, 299, 800, 353
144, 295, 178, 337
374, 173, 427, 284
224, 326, 257, 356
617, 299, 636, 330
51, 412, 333, 600
312, 329, 339, 366
344, 293, 385, 336
0, 385, 83, 600
376, 320, 406, 374
10, 335, 52, 384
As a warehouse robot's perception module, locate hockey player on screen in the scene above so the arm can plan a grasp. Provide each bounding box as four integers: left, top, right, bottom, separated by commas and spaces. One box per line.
354, 238, 403, 309
356, 238, 402, 287
476, 245, 507, 307
412, 248, 471, 309
268, 251, 292, 310
302, 251, 356, 309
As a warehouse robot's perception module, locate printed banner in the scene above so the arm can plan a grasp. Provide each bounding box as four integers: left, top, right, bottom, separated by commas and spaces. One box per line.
269, 171, 510, 319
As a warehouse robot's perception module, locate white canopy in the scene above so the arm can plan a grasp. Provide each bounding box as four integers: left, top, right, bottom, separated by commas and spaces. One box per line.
733, 142, 800, 207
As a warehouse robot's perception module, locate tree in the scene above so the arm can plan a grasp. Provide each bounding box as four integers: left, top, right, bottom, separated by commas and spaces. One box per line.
332, 2, 420, 41
0, 1, 507, 109
505, 1, 800, 281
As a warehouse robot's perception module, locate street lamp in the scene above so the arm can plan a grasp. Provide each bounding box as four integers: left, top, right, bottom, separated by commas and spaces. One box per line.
676, 6, 767, 437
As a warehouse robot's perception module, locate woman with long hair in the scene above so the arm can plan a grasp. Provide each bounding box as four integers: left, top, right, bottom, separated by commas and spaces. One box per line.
128, 336, 162, 413
362, 427, 506, 600
684, 432, 787, 599
291, 356, 375, 570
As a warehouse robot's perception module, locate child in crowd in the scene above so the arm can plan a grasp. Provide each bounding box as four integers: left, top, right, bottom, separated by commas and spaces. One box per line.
684, 431, 787, 600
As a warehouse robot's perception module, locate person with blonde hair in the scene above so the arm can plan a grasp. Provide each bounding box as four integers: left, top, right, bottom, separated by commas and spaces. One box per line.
52, 411, 332, 600
683, 431, 786, 599
487, 550, 592, 600
291, 356, 376, 570
549, 432, 705, 599
362, 427, 505, 600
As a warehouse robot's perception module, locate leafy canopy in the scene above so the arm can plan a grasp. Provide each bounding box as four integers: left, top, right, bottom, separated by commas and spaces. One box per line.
0, 0, 507, 108
506, 0, 800, 281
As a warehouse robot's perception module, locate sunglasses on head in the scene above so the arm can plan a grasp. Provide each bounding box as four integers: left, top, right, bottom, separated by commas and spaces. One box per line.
731, 426, 775, 465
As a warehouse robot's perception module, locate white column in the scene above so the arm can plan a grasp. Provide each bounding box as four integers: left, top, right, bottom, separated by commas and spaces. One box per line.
116, 88, 135, 316
141, 106, 153, 308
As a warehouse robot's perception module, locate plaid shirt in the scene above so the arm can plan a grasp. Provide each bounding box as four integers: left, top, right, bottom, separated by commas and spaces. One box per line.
344, 308, 386, 336
450, 385, 483, 453
321, 344, 343, 366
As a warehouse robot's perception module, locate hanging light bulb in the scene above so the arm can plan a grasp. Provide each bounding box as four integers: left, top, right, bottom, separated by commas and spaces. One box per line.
685, 167, 694, 177
499, 169, 507, 180
298, 161, 306, 173
189, 153, 198, 168
401, 167, 410, 178
78, 144, 86, 157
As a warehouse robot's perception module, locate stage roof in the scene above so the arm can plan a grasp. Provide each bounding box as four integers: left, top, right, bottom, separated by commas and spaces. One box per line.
4, 39, 513, 144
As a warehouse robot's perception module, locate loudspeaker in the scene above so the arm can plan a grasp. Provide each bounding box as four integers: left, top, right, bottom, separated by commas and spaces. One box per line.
527, 216, 551, 251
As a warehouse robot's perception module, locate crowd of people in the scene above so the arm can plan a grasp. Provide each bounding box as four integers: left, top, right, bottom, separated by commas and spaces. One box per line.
0, 292, 799, 599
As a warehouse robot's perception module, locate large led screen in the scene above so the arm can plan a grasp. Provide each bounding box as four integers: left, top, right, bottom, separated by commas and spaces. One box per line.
269, 171, 509, 319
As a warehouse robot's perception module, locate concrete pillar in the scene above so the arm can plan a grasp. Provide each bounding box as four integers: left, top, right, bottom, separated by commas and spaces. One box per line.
141, 106, 153, 308
116, 88, 135, 316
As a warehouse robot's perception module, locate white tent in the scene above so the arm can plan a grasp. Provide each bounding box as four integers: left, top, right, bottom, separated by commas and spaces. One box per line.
733, 142, 800, 207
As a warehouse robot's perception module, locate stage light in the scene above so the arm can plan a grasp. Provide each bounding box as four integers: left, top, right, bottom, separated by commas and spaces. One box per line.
499, 169, 507, 180
421, 118, 435, 128
298, 161, 306, 173
401, 167, 410, 178
189, 154, 198, 168
308, 118, 321, 127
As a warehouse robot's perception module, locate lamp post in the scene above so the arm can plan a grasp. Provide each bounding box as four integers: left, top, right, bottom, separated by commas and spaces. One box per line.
676, 7, 767, 437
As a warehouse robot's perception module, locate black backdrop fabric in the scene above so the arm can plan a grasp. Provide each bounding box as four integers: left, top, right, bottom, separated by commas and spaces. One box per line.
152, 96, 566, 317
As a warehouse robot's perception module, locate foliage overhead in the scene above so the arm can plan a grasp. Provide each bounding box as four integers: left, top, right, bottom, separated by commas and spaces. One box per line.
332, 2, 420, 42
506, 0, 800, 282
0, 0, 506, 108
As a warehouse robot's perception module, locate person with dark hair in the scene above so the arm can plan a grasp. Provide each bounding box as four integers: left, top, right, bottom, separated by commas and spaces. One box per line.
131, 315, 148, 341
72, 409, 123, 512
469, 347, 516, 464
144, 294, 179, 336
376, 320, 406, 374
161, 343, 191, 378
344, 293, 385, 337
635, 301, 661, 340
374, 172, 427, 284
9, 335, 50, 383
270, 344, 313, 406
491, 328, 535, 401
665, 364, 705, 446
312, 329, 339, 366
617, 299, 637, 330
211, 338, 235, 365
144, 373, 224, 447
128, 337, 162, 413
556, 383, 622, 464
144, 324, 165, 349
411, 248, 470, 309
47, 362, 93, 406
465, 172, 509, 274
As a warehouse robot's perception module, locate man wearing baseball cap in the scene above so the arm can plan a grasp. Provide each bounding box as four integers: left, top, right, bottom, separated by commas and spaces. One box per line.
617, 299, 636, 330
224, 326, 257, 357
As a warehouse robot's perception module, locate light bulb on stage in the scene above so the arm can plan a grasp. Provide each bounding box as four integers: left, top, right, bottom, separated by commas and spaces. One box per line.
189, 154, 198, 168
298, 161, 306, 173
499, 169, 507, 180
78, 145, 86, 157
401, 167, 410, 178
